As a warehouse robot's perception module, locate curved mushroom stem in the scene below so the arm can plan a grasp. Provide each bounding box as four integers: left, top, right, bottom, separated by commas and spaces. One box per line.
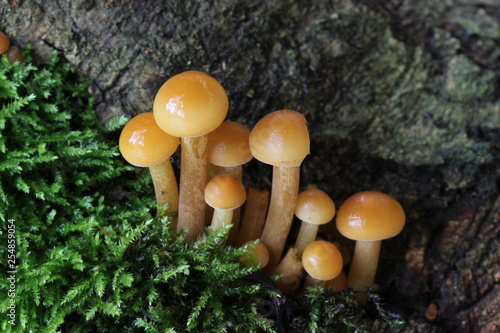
260, 165, 300, 271
177, 135, 208, 242
210, 209, 234, 232
221, 165, 243, 245
236, 188, 269, 246
272, 247, 303, 294
347, 240, 381, 305
148, 159, 178, 230
295, 222, 319, 258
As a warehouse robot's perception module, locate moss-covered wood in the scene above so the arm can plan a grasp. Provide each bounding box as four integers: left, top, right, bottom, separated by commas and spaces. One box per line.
1, 0, 499, 331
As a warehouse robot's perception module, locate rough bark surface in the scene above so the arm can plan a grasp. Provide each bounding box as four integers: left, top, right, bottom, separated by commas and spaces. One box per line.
2, 0, 499, 332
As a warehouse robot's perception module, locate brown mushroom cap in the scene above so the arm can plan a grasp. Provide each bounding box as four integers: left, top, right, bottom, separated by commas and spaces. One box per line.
239, 241, 270, 268
249, 110, 310, 167
119, 112, 180, 167
0, 32, 10, 54
336, 191, 406, 241
302, 240, 343, 281
207, 121, 252, 167
153, 71, 229, 138
295, 189, 336, 225
204, 174, 246, 210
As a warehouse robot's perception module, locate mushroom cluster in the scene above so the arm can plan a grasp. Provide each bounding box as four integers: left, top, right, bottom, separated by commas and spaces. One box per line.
0, 31, 25, 64
119, 70, 406, 302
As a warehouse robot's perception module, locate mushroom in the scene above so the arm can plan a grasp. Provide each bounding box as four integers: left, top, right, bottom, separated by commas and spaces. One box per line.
249, 110, 310, 270
7, 46, 24, 64
119, 113, 180, 224
204, 174, 246, 232
0, 31, 10, 54
302, 240, 343, 288
207, 120, 252, 180
207, 120, 252, 243
153, 71, 229, 242
336, 191, 405, 305
239, 240, 270, 269
294, 188, 336, 258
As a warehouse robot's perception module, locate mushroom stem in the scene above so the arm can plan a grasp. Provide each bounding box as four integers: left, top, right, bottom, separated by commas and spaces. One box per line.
347, 240, 381, 305
210, 209, 234, 231
223, 165, 243, 245
177, 135, 208, 242
148, 159, 179, 228
260, 165, 300, 271
236, 188, 269, 246
295, 223, 320, 258
273, 247, 303, 294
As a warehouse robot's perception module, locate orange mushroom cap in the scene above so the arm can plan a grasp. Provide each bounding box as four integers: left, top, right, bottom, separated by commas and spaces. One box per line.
7, 46, 24, 64
249, 110, 310, 167
207, 121, 252, 167
119, 112, 180, 167
336, 191, 405, 241
239, 241, 270, 268
0, 32, 10, 54
295, 189, 336, 225
204, 174, 246, 210
153, 71, 229, 138
302, 240, 343, 280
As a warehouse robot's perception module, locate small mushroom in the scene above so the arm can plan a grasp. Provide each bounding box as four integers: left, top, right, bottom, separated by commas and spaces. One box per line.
153, 71, 229, 241
302, 240, 343, 288
7, 46, 24, 64
294, 188, 336, 258
249, 110, 310, 270
119, 112, 180, 224
272, 247, 303, 294
0, 31, 10, 54
207, 120, 252, 180
207, 120, 252, 243
324, 271, 347, 292
336, 191, 405, 305
205, 174, 246, 232
239, 240, 270, 269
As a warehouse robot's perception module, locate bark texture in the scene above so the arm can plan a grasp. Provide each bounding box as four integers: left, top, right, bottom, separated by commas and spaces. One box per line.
2, 0, 499, 331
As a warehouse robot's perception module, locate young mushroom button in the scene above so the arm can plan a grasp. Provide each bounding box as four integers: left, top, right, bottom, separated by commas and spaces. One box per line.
294, 189, 336, 258
205, 174, 246, 233
302, 240, 343, 288
336, 191, 405, 305
249, 110, 310, 271
153, 71, 229, 242
119, 113, 180, 225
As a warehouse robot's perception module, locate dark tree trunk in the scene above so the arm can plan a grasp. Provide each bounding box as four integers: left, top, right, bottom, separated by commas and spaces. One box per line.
2, 0, 499, 332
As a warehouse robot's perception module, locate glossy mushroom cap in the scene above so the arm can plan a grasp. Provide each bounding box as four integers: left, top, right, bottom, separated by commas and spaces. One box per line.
204, 174, 246, 210
249, 110, 310, 167
153, 71, 229, 138
207, 121, 252, 167
240, 241, 270, 268
7, 46, 24, 64
295, 189, 336, 225
336, 191, 406, 241
119, 112, 180, 167
302, 240, 343, 280
0, 32, 10, 54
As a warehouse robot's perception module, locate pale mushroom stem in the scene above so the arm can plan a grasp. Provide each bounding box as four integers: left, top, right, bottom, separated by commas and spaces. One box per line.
236, 188, 269, 246
272, 247, 303, 294
347, 240, 381, 305
222, 165, 243, 245
210, 209, 234, 231
177, 135, 208, 242
295, 222, 320, 258
148, 159, 179, 230
260, 165, 300, 271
